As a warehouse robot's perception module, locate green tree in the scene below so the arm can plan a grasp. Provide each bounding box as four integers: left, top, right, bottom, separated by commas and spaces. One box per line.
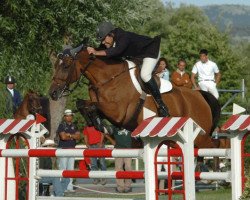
138, 5, 247, 116
0, 0, 156, 118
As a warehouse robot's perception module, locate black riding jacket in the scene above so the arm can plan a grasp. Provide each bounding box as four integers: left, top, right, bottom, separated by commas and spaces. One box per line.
103, 28, 161, 59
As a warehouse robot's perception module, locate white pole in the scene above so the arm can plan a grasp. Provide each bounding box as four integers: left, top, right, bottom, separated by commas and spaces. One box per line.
180, 119, 198, 200
241, 79, 245, 100
230, 131, 245, 200
0, 134, 16, 200
27, 123, 46, 200
143, 137, 160, 200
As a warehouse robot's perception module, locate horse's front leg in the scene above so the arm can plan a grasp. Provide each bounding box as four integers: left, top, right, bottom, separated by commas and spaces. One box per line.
76, 99, 105, 132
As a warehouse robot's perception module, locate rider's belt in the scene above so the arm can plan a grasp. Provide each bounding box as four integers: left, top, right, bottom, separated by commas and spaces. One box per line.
199, 79, 215, 82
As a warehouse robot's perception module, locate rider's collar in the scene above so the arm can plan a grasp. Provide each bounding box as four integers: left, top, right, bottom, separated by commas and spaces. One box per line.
7, 88, 14, 96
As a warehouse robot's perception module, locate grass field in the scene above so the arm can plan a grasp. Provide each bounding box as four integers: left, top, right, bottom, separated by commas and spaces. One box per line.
67, 188, 232, 200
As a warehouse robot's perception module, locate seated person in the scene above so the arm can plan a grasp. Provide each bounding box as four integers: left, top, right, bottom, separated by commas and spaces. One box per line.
171, 59, 192, 89
155, 57, 170, 81
39, 139, 63, 197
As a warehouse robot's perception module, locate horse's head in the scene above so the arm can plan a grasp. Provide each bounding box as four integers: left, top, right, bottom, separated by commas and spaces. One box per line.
26, 90, 43, 115
49, 43, 92, 100
49, 50, 76, 100
49, 42, 125, 101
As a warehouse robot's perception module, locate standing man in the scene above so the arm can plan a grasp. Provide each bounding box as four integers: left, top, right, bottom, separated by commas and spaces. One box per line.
171, 59, 192, 89
191, 49, 221, 99
83, 122, 107, 185
56, 109, 80, 192
3, 75, 22, 117
112, 127, 133, 193
87, 21, 169, 117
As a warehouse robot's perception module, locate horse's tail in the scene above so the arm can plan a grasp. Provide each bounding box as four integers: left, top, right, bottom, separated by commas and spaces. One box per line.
199, 90, 221, 135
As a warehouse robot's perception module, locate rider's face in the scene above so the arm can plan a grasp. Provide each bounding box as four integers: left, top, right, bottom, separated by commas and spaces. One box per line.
102, 35, 114, 48
7, 83, 15, 89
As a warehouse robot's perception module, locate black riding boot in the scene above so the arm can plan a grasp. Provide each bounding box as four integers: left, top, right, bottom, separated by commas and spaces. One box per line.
145, 78, 170, 117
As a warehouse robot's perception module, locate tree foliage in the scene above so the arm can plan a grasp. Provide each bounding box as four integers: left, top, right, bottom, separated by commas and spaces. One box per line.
0, 0, 153, 94
0, 1, 249, 116
137, 5, 248, 114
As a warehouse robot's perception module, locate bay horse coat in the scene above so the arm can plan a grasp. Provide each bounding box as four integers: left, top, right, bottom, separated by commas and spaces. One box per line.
49, 49, 221, 148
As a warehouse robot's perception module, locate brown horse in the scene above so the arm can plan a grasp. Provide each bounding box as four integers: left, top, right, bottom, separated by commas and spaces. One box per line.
49, 47, 221, 148
14, 90, 42, 119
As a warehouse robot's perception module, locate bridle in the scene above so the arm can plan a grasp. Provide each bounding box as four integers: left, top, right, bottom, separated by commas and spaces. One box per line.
52, 50, 92, 98
28, 95, 42, 115
53, 47, 135, 100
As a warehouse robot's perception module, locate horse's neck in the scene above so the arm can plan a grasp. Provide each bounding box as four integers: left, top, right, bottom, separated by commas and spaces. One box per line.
14, 96, 29, 119
87, 59, 140, 126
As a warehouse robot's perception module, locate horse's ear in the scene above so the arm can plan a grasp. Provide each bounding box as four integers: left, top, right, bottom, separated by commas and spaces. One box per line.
57, 53, 64, 59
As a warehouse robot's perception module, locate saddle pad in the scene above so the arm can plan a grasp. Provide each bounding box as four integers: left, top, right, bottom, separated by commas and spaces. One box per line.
126, 60, 172, 94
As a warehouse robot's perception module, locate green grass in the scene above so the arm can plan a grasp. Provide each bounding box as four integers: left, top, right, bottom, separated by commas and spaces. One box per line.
67, 188, 232, 200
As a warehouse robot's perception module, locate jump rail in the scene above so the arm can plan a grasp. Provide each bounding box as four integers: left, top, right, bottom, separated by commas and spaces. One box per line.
0, 148, 231, 158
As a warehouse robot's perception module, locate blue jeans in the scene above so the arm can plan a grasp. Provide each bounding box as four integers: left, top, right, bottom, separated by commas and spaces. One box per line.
39, 177, 63, 196
89, 144, 107, 171
57, 157, 75, 191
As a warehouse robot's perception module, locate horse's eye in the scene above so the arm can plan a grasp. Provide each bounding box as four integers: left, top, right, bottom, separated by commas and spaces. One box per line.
57, 53, 63, 59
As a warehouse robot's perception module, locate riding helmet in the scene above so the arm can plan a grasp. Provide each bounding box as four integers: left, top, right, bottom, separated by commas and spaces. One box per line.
4, 75, 16, 84
96, 21, 115, 41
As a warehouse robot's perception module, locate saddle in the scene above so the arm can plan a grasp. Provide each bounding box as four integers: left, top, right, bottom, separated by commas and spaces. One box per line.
125, 60, 172, 95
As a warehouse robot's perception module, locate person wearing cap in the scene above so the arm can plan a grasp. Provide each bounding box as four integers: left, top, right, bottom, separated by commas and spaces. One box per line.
39, 139, 64, 196
191, 49, 221, 99
56, 109, 80, 192
87, 21, 169, 117
3, 75, 22, 117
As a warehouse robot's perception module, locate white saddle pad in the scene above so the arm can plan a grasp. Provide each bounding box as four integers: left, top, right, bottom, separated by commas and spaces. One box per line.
126, 60, 172, 94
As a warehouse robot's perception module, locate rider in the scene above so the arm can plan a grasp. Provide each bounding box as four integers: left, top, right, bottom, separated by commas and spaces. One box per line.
87, 21, 169, 117
3, 75, 22, 116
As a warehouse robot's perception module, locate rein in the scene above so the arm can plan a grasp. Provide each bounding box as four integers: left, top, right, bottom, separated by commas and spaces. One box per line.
55, 49, 136, 99
86, 60, 136, 103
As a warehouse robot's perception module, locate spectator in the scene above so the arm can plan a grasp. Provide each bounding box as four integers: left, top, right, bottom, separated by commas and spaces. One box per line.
155, 57, 170, 81
39, 139, 64, 197
3, 75, 22, 117
112, 127, 133, 193
56, 109, 80, 192
83, 122, 107, 185
191, 49, 221, 99
171, 59, 192, 89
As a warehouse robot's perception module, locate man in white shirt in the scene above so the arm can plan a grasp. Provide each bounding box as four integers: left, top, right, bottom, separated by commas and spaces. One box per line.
191, 49, 221, 99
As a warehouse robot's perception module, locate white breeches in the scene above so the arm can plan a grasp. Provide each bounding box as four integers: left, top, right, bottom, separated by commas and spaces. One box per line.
140, 53, 160, 82
198, 81, 219, 99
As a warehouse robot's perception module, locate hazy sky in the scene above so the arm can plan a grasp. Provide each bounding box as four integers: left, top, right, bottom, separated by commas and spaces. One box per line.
164, 0, 250, 7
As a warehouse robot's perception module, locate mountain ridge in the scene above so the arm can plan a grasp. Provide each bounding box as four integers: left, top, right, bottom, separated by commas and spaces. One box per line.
202, 5, 250, 39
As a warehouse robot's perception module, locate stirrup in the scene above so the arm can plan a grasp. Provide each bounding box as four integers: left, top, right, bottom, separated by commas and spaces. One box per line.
158, 106, 170, 117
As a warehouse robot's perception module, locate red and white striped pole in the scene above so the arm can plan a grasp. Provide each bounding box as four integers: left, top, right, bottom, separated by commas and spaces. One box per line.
37, 170, 230, 181
0, 148, 231, 158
